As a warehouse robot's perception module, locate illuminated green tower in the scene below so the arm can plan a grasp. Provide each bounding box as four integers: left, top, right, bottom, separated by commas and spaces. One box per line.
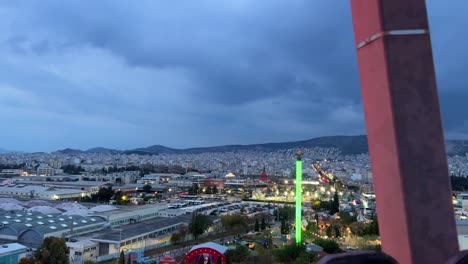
295, 149, 303, 244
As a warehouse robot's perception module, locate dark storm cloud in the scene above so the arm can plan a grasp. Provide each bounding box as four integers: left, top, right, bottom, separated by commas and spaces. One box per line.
0, 0, 466, 151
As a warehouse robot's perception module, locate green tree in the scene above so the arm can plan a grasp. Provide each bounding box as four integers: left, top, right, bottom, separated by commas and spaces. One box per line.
313, 238, 343, 254
170, 232, 182, 245
225, 245, 249, 264
350, 222, 367, 236
178, 224, 189, 241
280, 219, 289, 234
261, 218, 266, 230
142, 184, 152, 193
274, 206, 295, 221
90, 186, 114, 203
334, 225, 341, 238
190, 183, 199, 195
326, 226, 333, 237
255, 218, 260, 232
273, 244, 308, 263
34, 237, 69, 264
330, 191, 340, 215
221, 214, 247, 232
338, 211, 357, 226
189, 214, 213, 239
368, 216, 379, 236
119, 250, 125, 264
19, 257, 39, 264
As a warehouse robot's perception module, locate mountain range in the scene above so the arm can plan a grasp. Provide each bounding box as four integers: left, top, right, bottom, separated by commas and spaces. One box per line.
49, 135, 468, 156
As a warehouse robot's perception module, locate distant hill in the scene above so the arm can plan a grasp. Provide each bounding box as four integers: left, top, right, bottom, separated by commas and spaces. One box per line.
133, 145, 179, 154
86, 147, 122, 155
53, 148, 84, 155
48, 135, 468, 156
132, 135, 369, 155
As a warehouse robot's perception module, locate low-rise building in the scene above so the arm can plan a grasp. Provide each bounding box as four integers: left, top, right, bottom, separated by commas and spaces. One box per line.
0, 185, 88, 200
0, 243, 28, 263
0, 169, 24, 176
37, 164, 55, 176
0, 211, 107, 248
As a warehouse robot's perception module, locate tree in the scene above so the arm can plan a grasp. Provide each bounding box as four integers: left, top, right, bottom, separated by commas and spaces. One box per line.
326, 226, 333, 237
313, 238, 343, 254
142, 184, 152, 193
170, 232, 182, 245
350, 222, 369, 236
212, 186, 218, 194
90, 186, 114, 203
334, 225, 341, 238
34, 237, 69, 264
255, 218, 260, 232
330, 191, 340, 215
119, 250, 125, 264
338, 211, 357, 226
189, 214, 213, 239
225, 245, 249, 264
261, 218, 266, 230
280, 219, 289, 234
273, 244, 308, 263
178, 224, 189, 241
221, 214, 247, 232
19, 257, 39, 264
127, 254, 131, 264
349, 219, 379, 237
368, 215, 379, 235
61, 165, 84, 175
274, 206, 295, 221
190, 183, 199, 195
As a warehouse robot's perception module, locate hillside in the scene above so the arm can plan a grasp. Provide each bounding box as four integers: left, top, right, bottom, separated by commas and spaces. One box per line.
50, 135, 468, 156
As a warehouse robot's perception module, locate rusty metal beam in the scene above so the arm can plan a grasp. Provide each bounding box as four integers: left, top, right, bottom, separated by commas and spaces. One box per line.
350, 0, 459, 263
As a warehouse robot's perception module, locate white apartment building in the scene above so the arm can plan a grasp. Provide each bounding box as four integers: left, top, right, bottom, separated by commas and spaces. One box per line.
37, 164, 55, 176
0, 169, 23, 176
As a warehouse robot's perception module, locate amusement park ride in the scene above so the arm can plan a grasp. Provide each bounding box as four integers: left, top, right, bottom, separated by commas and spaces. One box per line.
321, 1, 465, 263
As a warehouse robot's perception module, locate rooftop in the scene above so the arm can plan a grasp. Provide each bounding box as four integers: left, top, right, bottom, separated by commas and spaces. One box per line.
92, 214, 191, 242
0, 243, 27, 255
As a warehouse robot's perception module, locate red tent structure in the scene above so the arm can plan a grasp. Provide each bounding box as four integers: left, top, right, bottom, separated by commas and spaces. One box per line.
159, 256, 176, 264
182, 242, 227, 264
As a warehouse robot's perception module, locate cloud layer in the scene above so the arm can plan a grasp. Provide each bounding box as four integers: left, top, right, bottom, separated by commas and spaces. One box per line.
0, 1, 466, 152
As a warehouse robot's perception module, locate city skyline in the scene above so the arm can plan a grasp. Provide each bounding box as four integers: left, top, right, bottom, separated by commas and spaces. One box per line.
0, 1, 467, 152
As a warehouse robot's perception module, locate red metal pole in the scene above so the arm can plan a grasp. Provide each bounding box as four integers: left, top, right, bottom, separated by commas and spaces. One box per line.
350, 1, 459, 263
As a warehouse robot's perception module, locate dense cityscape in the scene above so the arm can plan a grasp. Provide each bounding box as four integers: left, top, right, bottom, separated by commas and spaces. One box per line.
0, 146, 465, 263
1, 0, 466, 263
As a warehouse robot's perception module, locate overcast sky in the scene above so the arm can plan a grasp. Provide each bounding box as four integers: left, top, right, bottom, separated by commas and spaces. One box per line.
0, 1, 466, 152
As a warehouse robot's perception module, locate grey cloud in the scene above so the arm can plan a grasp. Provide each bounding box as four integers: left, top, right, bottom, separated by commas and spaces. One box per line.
0, 1, 466, 151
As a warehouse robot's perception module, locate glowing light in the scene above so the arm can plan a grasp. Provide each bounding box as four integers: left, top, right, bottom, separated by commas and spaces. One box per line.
295, 158, 302, 244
